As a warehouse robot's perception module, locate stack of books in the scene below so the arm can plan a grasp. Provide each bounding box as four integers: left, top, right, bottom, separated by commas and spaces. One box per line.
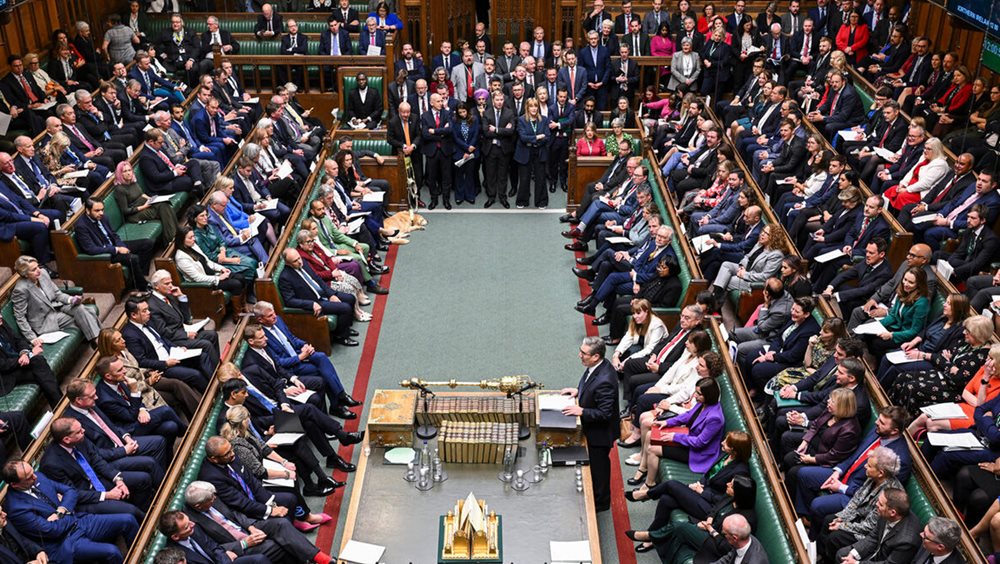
438, 421, 520, 464
415, 396, 536, 428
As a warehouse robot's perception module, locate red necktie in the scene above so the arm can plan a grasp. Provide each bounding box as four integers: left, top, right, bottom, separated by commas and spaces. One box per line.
878, 121, 892, 147
829, 90, 840, 115
802, 35, 810, 58
656, 330, 688, 363
932, 176, 959, 204
18, 75, 37, 103
118, 383, 130, 400
467, 66, 474, 99
570, 68, 576, 99
843, 439, 880, 482
853, 216, 871, 247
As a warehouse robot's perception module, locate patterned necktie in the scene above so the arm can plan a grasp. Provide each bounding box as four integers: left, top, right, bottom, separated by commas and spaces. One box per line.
207, 507, 248, 541
227, 464, 253, 496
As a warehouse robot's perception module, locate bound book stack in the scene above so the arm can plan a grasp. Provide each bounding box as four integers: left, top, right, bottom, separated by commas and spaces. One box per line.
415, 396, 536, 428
438, 421, 520, 464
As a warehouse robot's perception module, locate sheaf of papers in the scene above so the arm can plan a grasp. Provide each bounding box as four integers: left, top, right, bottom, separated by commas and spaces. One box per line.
912, 213, 938, 224
64, 170, 90, 179
366, 45, 382, 56
836, 129, 865, 142
245, 97, 260, 104
31, 411, 54, 439
885, 350, 921, 365
936, 260, 954, 281
183, 318, 210, 334
0, 112, 11, 136
248, 214, 266, 235
36, 331, 70, 344
454, 154, 474, 167
920, 403, 967, 420
263, 476, 294, 487
539, 394, 575, 411
267, 432, 303, 445
691, 234, 714, 254
287, 389, 316, 404
550, 540, 593, 563
873, 147, 897, 161
777, 176, 797, 185
362, 191, 385, 202
275, 159, 294, 179
168, 347, 201, 360
814, 249, 846, 263
605, 236, 632, 245
927, 431, 984, 450
339, 540, 386, 564
853, 320, 887, 335
347, 217, 366, 233
257, 199, 280, 211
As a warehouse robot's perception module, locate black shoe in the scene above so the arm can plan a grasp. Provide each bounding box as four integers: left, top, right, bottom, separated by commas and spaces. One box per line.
368, 284, 389, 295
339, 393, 363, 407
454, 199, 462, 206
339, 431, 365, 445
625, 490, 650, 503
625, 529, 639, 540
574, 302, 596, 315
369, 264, 390, 275
576, 295, 593, 307
500, 200, 510, 209
636, 543, 655, 553
376, 241, 389, 251
576, 256, 593, 266
334, 337, 359, 347
559, 213, 574, 223
564, 241, 587, 251
619, 407, 631, 418
331, 405, 358, 419
549, 185, 556, 193
443, 199, 452, 210
562, 185, 568, 193
508, 187, 517, 197
348, 329, 359, 337
484, 199, 495, 208
302, 484, 336, 497
568, 216, 581, 225
618, 437, 641, 449
626, 470, 647, 486
591, 314, 609, 326
572, 267, 593, 280
326, 454, 357, 472
428, 200, 438, 210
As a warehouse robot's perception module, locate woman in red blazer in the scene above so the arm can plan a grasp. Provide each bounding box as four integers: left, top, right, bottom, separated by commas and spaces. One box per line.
835, 11, 869, 65
575, 123, 607, 156
925, 66, 975, 135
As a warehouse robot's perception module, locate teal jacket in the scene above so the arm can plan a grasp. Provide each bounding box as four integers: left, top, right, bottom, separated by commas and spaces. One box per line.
883, 296, 930, 344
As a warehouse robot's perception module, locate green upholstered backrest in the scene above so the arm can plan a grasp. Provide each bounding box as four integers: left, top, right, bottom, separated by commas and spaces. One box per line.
101, 191, 124, 232
352, 139, 393, 156
343, 75, 383, 97
645, 158, 690, 309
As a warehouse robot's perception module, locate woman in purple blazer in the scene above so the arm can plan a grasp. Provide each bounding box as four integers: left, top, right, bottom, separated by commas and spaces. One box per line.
643, 378, 726, 479
780, 387, 861, 471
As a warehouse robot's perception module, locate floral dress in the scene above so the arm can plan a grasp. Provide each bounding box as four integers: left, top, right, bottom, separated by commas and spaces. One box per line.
773, 340, 835, 387
889, 343, 989, 418
605, 132, 635, 157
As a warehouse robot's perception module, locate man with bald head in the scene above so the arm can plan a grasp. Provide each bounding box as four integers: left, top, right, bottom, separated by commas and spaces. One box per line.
278, 249, 358, 347
420, 92, 454, 209
386, 101, 422, 204
847, 243, 936, 330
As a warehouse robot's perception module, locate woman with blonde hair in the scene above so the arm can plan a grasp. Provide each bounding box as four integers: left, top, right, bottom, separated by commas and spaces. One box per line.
605, 117, 635, 157
97, 327, 199, 422
612, 299, 668, 372
112, 160, 178, 244
780, 387, 861, 471
882, 137, 950, 211
220, 403, 336, 531
514, 96, 551, 208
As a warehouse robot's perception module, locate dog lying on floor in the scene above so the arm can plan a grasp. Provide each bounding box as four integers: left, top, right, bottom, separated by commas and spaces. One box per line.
383, 210, 427, 244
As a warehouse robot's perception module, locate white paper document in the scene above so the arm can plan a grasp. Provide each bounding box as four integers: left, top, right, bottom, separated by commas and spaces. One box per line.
275, 159, 293, 179
920, 403, 967, 420
837, 129, 865, 142
64, 169, 90, 179
936, 260, 954, 281
550, 540, 592, 563
366, 45, 383, 56
340, 540, 386, 564
885, 350, 921, 365
248, 214, 266, 235
927, 431, 984, 450
257, 199, 280, 211
287, 389, 316, 404
362, 191, 385, 202
36, 331, 70, 344
183, 318, 210, 334
145, 194, 174, 205
0, 112, 11, 136
912, 213, 938, 224
814, 249, 846, 263
168, 347, 202, 360
245, 97, 260, 104
267, 432, 304, 446
853, 320, 887, 335
539, 394, 576, 412
30, 410, 54, 439
605, 236, 632, 245
454, 154, 474, 167
691, 234, 714, 254
347, 217, 366, 233
263, 476, 295, 488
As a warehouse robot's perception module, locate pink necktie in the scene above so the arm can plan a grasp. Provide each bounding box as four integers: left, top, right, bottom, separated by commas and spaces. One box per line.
91, 411, 125, 447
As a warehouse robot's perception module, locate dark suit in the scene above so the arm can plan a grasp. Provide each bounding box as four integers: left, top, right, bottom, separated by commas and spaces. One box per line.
4, 473, 139, 564
95, 378, 184, 451
0, 72, 46, 110
0, 519, 45, 564
818, 84, 866, 137
200, 30, 240, 60
331, 6, 360, 32
938, 227, 1000, 281
386, 113, 422, 192
65, 403, 166, 481
611, 58, 640, 102
38, 439, 150, 516
0, 316, 60, 407
419, 108, 453, 201
431, 53, 462, 76
148, 292, 219, 363
277, 32, 309, 85
479, 105, 515, 202
156, 29, 204, 83
829, 259, 894, 315
74, 213, 154, 291
577, 44, 611, 108
254, 13, 283, 38
187, 498, 319, 562
197, 460, 296, 521
744, 317, 822, 391
344, 87, 384, 128
62, 121, 121, 170
121, 320, 212, 392
138, 146, 195, 196
276, 264, 355, 339
835, 511, 921, 563
578, 358, 617, 510
166, 522, 268, 564
358, 28, 386, 51
556, 65, 588, 104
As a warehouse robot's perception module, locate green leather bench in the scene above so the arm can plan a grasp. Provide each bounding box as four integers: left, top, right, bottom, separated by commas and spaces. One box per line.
0, 288, 96, 381
656, 339, 798, 564
343, 74, 383, 96
351, 139, 393, 156
646, 157, 693, 319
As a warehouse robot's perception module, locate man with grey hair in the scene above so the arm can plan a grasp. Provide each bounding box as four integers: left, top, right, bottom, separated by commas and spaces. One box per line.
200, 16, 240, 63
716, 513, 769, 563
74, 89, 137, 149
154, 110, 220, 188
578, 30, 610, 109
915, 517, 963, 563
148, 269, 220, 368
58, 102, 120, 170
560, 335, 616, 511
184, 480, 335, 564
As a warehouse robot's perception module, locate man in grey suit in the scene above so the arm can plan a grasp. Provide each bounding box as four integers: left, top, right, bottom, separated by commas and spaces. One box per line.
12, 256, 101, 345
732, 277, 793, 359
183, 481, 333, 564
450, 49, 485, 103
835, 487, 921, 564
711, 514, 770, 564
847, 243, 935, 330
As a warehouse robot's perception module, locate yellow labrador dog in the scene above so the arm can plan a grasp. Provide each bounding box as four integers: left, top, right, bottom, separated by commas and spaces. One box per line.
383, 210, 427, 244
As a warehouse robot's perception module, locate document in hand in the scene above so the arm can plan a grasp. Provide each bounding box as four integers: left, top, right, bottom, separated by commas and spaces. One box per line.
691, 234, 713, 254
366, 45, 382, 56
853, 320, 887, 335
63, 169, 90, 179
885, 350, 921, 365
919, 403, 967, 420
275, 159, 294, 179
168, 347, 202, 360
347, 216, 366, 233
539, 393, 578, 429
267, 432, 304, 446
258, 199, 280, 211
873, 147, 897, 161
604, 236, 632, 245
0, 112, 10, 136
912, 214, 938, 224
454, 154, 474, 167
362, 191, 386, 202
286, 389, 316, 404
927, 431, 984, 450
936, 260, 954, 282
814, 248, 847, 263
837, 129, 865, 142
183, 319, 210, 335
36, 331, 70, 344
248, 214, 266, 235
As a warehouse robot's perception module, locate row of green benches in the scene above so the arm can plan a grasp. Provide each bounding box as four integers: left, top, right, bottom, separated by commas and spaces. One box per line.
145, 9, 374, 36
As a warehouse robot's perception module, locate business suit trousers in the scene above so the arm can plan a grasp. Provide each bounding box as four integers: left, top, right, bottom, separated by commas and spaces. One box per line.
819, 513, 860, 558
967, 274, 1000, 311
517, 154, 548, 208
132, 435, 169, 480
646, 479, 715, 530
622, 371, 662, 409
111, 239, 155, 290
254, 514, 322, 562
292, 402, 342, 457
44, 304, 102, 342
133, 404, 186, 453
424, 151, 452, 201
549, 136, 569, 189
8, 221, 51, 262
589, 444, 612, 509
292, 352, 345, 403
4, 355, 61, 406
165, 362, 210, 393
317, 294, 355, 339
0, 411, 29, 464
63, 512, 139, 564
78, 497, 145, 521
454, 156, 477, 203
789, 463, 836, 514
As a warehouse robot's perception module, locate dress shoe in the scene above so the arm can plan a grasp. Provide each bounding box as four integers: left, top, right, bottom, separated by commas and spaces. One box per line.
562, 185, 569, 193
592, 314, 609, 326
369, 264, 390, 275
577, 295, 593, 307
443, 199, 452, 210
574, 302, 596, 315
302, 483, 337, 497
484, 199, 495, 208
565, 241, 587, 251
428, 200, 438, 210
626, 470, 647, 486
326, 454, 357, 472
508, 187, 517, 197
334, 337, 359, 347
559, 213, 574, 223
339, 430, 365, 445
636, 543, 655, 553
618, 437, 641, 448
312, 511, 336, 523
561, 228, 583, 239
602, 336, 620, 346
368, 284, 389, 295
338, 393, 363, 407
572, 267, 593, 280
454, 199, 462, 206
348, 329, 359, 337
418, 199, 427, 208
376, 241, 389, 251
332, 405, 358, 419
382, 229, 400, 238
576, 256, 592, 266
549, 185, 556, 193
293, 520, 320, 532
500, 200, 510, 209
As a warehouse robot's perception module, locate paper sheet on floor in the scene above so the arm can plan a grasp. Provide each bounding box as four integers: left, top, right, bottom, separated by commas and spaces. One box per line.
340, 540, 386, 564
550, 540, 592, 563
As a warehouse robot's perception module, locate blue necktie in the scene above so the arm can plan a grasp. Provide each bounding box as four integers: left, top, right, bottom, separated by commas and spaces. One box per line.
227, 464, 253, 497
244, 379, 277, 411
267, 326, 297, 358
7, 173, 33, 200
185, 538, 212, 561
27, 159, 47, 187
72, 449, 106, 492
97, 219, 114, 246
298, 268, 324, 298
144, 324, 171, 350
0, 192, 23, 215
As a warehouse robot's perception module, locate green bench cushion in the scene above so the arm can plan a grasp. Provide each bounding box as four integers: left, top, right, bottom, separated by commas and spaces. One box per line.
343, 75, 383, 96
352, 139, 393, 156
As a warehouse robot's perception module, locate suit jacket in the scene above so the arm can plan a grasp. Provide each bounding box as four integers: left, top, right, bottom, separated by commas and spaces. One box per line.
386, 79, 414, 115
872, 118, 907, 152
198, 459, 275, 520
513, 115, 551, 164
710, 536, 770, 564
280, 32, 309, 56
4, 473, 84, 563
909, 548, 965, 564
0, 321, 32, 375
753, 292, 793, 341
200, 30, 240, 56
801, 412, 861, 466
0, 72, 46, 109
834, 431, 913, 497
358, 28, 386, 50
190, 108, 231, 147
666, 402, 726, 472
75, 213, 126, 258
187, 499, 263, 554
331, 6, 360, 31
577, 359, 617, 448
394, 58, 426, 81
431, 53, 462, 74
166, 525, 230, 564
278, 263, 335, 310
419, 108, 453, 157
831, 260, 893, 303
940, 187, 1000, 230
318, 28, 352, 56
138, 146, 183, 195
763, 34, 791, 61
449, 63, 485, 103
38, 439, 122, 505
578, 44, 610, 85
11, 270, 81, 340
122, 320, 181, 374
479, 106, 517, 156
94, 378, 146, 435
62, 121, 104, 156
261, 316, 310, 371
386, 113, 421, 155
556, 65, 588, 104
790, 31, 820, 60
819, 84, 865, 126
921, 171, 976, 213
947, 227, 1000, 280
771, 135, 808, 176
254, 13, 283, 37
157, 29, 201, 69
844, 511, 921, 563
0, 519, 45, 564
768, 317, 822, 366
